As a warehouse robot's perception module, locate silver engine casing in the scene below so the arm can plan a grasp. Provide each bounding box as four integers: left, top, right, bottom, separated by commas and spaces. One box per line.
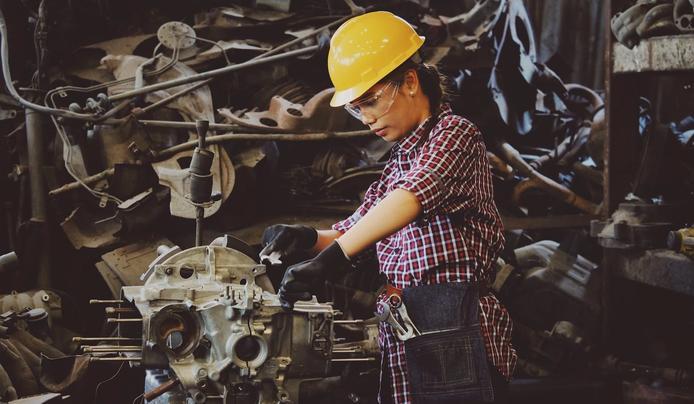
119, 245, 375, 403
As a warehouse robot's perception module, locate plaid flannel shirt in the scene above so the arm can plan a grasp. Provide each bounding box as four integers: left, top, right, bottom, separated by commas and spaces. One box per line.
332, 104, 517, 403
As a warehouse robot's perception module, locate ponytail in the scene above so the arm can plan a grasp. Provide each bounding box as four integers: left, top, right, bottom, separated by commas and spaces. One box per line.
382, 59, 451, 114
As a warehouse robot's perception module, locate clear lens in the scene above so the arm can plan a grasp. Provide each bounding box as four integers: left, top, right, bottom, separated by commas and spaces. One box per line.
344, 82, 399, 121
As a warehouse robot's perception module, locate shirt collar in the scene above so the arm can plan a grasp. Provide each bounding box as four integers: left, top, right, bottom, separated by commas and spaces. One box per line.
396, 103, 453, 154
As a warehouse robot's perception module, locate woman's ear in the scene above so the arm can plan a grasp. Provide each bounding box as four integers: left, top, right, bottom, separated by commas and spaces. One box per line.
403, 69, 419, 95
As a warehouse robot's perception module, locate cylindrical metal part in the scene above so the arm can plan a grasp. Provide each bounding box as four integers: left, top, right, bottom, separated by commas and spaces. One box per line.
83, 347, 141, 352
195, 120, 209, 149
0, 252, 18, 274
190, 173, 213, 204
189, 149, 213, 175
89, 357, 142, 362
105, 307, 137, 314
143, 378, 180, 402
25, 108, 47, 222
106, 318, 143, 323
73, 337, 141, 343
89, 299, 124, 304
195, 207, 204, 247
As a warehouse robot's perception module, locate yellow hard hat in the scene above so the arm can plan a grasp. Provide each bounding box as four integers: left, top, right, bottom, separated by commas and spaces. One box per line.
327, 11, 425, 107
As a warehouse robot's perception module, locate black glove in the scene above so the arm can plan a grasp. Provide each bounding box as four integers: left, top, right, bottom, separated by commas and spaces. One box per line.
259, 224, 318, 265
278, 241, 353, 309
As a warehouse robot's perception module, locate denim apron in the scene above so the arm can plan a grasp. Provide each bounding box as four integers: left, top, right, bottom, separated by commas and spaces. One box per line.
401, 283, 494, 403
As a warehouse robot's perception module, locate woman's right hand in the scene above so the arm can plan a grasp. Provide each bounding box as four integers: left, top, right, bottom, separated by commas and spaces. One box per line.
258, 224, 318, 265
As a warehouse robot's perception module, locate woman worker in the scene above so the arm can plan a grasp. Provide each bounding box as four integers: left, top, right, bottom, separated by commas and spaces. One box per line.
260, 11, 516, 404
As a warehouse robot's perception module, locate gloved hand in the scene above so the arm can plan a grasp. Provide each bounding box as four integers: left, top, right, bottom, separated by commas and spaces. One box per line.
259, 224, 318, 265
278, 241, 353, 309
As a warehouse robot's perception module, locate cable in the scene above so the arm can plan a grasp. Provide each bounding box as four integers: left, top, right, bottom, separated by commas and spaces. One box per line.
94, 361, 125, 402
0, 7, 100, 120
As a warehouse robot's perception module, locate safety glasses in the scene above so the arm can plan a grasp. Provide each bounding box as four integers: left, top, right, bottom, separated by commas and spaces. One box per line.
344, 81, 400, 121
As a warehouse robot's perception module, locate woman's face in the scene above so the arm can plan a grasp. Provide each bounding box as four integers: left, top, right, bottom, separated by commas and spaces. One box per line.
346, 70, 431, 142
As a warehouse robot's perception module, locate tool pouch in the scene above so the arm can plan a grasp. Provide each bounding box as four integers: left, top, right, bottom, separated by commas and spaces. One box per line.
402, 283, 494, 403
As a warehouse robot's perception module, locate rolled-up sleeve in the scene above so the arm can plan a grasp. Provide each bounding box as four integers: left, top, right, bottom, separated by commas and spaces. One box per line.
393, 118, 482, 216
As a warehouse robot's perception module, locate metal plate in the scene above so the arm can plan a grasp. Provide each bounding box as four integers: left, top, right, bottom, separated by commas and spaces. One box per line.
156, 21, 196, 50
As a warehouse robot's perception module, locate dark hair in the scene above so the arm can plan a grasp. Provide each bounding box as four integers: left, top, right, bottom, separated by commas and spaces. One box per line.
381, 59, 450, 114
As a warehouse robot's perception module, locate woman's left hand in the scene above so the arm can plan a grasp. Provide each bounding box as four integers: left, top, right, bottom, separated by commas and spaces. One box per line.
278, 241, 352, 309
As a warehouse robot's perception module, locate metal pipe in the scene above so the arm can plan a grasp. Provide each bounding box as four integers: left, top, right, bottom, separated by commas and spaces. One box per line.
108, 45, 319, 102
89, 357, 142, 362
73, 337, 141, 343
83, 347, 141, 352
25, 108, 46, 222
143, 378, 179, 402
49, 168, 114, 196
104, 319, 142, 325
153, 129, 373, 159
137, 79, 212, 115
25, 106, 51, 289
89, 299, 124, 304
105, 307, 137, 314
0, 252, 18, 274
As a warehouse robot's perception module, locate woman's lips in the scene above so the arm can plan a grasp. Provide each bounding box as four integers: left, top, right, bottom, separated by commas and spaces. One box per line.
374, 127, 387, 137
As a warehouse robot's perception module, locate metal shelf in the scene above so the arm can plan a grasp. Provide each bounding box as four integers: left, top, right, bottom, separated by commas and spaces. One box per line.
613, 34, 694, 74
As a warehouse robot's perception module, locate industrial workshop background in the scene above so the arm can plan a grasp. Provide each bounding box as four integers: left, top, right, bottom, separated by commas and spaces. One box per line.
0, 0, 692, 403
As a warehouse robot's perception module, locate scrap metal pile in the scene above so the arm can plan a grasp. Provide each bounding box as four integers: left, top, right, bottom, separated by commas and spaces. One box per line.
0, 0, 692, 403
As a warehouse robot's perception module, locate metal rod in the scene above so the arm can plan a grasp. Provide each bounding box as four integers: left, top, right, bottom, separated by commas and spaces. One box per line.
153, 130, 373, 159
89, 357, 142, 362
105, 308, 137, 315
49, 168, 114, 196
333, 320, 365, 324
106, 318, 142, 323
330, 358, 376, 362
137, 79, 212, 115
83, 347, 141, 352
90, 299, 124, 304
249, 13, 354, 61
109, 45, 318, 102
143, 378, 179, 402
73, 337, 141, 342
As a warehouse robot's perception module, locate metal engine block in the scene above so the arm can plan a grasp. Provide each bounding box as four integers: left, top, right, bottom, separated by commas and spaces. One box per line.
115, 244, 377, 403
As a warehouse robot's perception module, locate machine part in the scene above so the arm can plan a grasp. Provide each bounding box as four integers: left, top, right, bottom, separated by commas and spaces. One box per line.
152, 146, 234, 219
188, 120, 220, 246
443, 0, 507, 52
157, 22, 197, 50
110, 243, 378, 402
25, 106, 52, 289
107, 45, 318, 103
150, 128, 373, 159
495, 240, 600, 338
219, 88, 348, 132
60, 207, 121, 250
674, 0, 694, 32
516, 321, 591, 377
96, 238, 176, 297
601, 355, 694, 386
637, 3, 678, 38
591, 201, 691, 249
667, 227, 694, 259
499, 142, 599, 214
611, 2, 659, 48
0, 252, 18, 275
0, 290, 62, 326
